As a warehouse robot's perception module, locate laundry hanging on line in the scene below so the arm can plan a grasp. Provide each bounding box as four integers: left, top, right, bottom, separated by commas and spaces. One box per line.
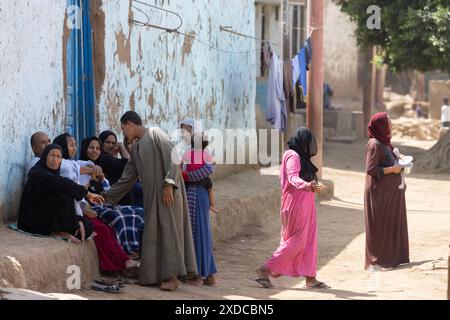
265, 44, 287, 132
262, 38, 312, 132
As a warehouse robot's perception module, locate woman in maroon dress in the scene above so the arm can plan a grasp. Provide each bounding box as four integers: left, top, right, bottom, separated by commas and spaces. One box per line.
364, 112, 409, 271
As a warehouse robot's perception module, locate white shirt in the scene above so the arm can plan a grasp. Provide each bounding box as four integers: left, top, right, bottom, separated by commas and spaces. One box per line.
60, 159, 93, 187
441, 105, 450, 122
59, 159, 93, 217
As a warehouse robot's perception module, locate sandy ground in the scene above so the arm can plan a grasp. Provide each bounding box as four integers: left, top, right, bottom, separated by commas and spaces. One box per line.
2, 137, 447, 300
68, 137, 448, 300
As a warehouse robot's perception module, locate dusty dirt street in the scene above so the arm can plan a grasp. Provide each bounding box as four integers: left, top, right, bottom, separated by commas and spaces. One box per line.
78, 138, 449, 300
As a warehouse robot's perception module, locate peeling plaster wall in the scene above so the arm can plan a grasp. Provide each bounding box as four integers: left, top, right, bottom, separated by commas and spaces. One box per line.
323, 0, 361, 101
0, 1, 67, 223
96, 0, 256, 135
0, 0, 256, 223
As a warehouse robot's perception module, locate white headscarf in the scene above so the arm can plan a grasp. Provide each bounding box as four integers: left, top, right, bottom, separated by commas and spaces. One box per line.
180, 118, 196, 134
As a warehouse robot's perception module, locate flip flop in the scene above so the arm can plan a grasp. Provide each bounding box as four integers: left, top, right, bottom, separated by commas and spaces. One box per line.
91, 282, 124, 293
253, 266, 274, 289
367, 264, 382, 272
256, 267, 272, 281
306, 282, 330, 290
251, 277, 273, 288
95, 278, 125, 289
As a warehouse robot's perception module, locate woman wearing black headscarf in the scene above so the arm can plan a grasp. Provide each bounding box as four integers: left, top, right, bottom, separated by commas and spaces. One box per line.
255, 128, 329, 289
80, 137, 145, 258
18, 144, 103, 243
53, 133, 74, 160
99, 130, 130, 159
96, 131, 133, 205
79, 137, 105, 194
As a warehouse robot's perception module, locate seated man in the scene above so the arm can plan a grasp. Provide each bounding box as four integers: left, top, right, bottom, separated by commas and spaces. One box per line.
26, 132, 51, 174
27, 131, 98, 177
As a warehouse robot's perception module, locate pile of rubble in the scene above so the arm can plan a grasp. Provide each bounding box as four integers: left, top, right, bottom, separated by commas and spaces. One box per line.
384, 91, 439, 140
391, 117, 441, 141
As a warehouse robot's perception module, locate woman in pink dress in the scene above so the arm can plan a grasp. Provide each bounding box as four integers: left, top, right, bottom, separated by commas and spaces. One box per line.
255, 128, 329, 289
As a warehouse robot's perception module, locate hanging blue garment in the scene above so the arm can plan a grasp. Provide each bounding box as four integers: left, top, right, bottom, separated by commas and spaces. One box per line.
298, 48, 308, 96
304, 37, 312, 69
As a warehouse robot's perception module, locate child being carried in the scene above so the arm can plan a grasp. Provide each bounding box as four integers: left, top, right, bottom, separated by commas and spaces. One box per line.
182, 133, 218, 213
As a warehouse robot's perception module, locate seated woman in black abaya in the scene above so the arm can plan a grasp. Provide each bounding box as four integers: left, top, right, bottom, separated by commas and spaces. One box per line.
18, 144, 104, 243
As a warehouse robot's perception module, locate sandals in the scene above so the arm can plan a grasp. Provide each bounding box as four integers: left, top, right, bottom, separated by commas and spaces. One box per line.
94, 278, 126, 288
367, 264, 382, 272
306, 281, 330, 290
91, 280, 125, 293
253, 277, 273, 288
254, 267, 273, 288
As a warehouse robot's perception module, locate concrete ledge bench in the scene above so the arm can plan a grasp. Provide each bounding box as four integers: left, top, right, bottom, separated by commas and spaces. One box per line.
0, 168, 282, 293
0, 226, 99, 292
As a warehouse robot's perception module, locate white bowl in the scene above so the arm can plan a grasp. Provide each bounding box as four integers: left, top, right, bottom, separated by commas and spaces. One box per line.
399, 156, 413, 166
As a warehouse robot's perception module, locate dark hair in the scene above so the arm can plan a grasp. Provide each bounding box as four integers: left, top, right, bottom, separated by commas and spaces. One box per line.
30, 132, 39, 147
444, 98, 449, 104
99, 130, 117, 144
80, 137, 102, 161
120, 111, 142, 126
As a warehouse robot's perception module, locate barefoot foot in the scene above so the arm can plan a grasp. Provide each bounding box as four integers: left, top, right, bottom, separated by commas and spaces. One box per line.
160, 277, 178, 291
203, 275, 217, 286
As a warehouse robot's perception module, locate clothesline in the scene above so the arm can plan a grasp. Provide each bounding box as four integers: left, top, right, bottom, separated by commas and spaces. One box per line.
292, 25, 322, 38
131, 0, 321, 56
